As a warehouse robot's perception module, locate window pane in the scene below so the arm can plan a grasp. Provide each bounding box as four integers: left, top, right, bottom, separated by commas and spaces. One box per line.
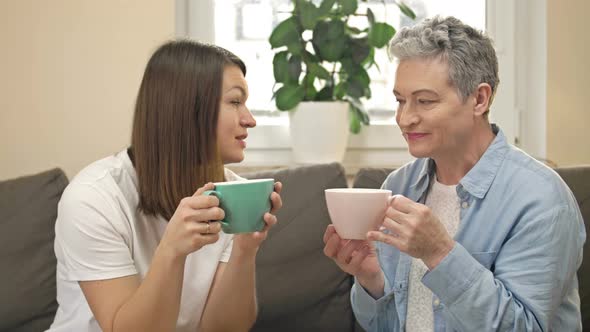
213, 0, 485, 122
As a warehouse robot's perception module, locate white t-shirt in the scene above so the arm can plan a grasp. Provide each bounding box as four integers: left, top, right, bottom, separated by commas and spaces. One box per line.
405, 176, 461, 332
48, 150, 239, 332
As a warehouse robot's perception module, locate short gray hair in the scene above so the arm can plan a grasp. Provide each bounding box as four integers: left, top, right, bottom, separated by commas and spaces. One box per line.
388, 16, 499, 104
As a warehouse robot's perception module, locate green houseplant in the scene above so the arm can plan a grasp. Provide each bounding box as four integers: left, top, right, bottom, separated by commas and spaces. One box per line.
269, 0, 415, 134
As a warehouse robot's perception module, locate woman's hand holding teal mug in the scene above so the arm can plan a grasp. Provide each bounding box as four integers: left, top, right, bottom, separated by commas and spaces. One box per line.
203, 179, 278, 233
203, 179, 282, 254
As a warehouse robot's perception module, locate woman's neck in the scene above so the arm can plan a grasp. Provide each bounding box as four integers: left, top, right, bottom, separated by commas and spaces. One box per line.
434, 124, 495, 185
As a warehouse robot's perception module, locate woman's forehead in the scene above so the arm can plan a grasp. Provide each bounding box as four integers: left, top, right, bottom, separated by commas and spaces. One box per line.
222, 65, 248, 94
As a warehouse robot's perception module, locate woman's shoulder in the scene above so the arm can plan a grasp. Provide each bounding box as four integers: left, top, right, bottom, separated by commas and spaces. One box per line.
61, 150, 137, 212
383, 159, 428, 187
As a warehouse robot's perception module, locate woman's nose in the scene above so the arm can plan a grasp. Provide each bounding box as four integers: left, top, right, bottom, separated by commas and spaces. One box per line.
396, 106, 418, 128
240, 108, 256, 128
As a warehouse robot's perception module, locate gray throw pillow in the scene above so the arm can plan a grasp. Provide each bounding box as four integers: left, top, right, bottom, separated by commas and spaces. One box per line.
0, 168, 68, 332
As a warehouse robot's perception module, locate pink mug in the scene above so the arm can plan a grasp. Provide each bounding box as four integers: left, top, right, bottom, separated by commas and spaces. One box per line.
325, 188, 392, 240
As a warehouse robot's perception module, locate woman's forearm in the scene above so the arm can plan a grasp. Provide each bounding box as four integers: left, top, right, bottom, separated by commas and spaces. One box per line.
200, 250, 257, 332
111, 245, 186, 332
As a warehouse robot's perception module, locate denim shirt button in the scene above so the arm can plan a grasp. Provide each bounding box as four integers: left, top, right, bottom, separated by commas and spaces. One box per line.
433, 298, 440, 306
461, 201, 469, 209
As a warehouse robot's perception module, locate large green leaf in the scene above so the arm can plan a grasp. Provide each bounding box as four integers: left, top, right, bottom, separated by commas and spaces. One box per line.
364, 85, 372, 99
302, 73, 317, 100
313, 39, 346, 61
346, 26, 363, 35
319, 0, 337, 16
307, 62, 331, 80
304, 72, 316, 85
353, 67, 370, 86
312, 20, 347, 61
298, 1, 321, 30
334, 82, 346, 99
272, 51, 289, 83
326, 19, 346, 39
314, 19, 345, 41
361, 48, 381, 75
269, 17, 300, 49
345, 79, 364, 98
340, 58, 359, 75
286, 41, 304, 56
302, 50, 320, 63
348, 105, 361, 134
349, 37, 370, 64
347, 98, 370, 125
368, 22, 396, 48
366, 8, 375, 26
338, 0, 358, 15
397, 2, 416, 19
315, 85, 334, 101
275, 84, 305, 110
288, 55, 302, 83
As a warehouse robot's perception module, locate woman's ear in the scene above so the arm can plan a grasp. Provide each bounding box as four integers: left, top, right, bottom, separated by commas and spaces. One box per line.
473, 83, 492, 117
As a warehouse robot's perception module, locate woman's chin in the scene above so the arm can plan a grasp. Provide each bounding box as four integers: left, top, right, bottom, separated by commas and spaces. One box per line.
408, 146, 431, 159
222, 153, 245, 165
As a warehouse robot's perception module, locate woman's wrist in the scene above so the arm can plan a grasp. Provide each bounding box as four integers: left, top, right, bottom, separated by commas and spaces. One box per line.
423, 239, 455, 271
357, 272, 385, 299
230, 246, 258, 261
155, 242, 187, 266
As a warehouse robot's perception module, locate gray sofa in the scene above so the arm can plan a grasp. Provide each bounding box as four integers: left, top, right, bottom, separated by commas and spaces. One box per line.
1, 163, 588, 331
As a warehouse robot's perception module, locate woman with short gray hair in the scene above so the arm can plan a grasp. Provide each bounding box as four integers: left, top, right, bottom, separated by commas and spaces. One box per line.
323, 16, 583, 331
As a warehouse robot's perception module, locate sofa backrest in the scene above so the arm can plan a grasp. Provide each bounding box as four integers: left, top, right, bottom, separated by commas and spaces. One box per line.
353, 165, 590, 328
243, 163, 362, 332
0, 168, 68, 332
555, 166, 590, 327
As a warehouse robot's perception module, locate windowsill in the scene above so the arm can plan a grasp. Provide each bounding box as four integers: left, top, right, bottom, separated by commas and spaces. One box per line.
233, 121, 414, 171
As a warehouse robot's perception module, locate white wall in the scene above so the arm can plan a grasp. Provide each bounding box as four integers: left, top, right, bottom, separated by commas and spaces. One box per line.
0, 0, 175, 180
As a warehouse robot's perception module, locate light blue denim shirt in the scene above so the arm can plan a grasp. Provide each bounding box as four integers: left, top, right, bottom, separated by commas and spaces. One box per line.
351, 125, 585, 331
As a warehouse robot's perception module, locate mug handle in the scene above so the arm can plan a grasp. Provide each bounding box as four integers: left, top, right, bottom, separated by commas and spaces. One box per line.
202, 190, 230, 232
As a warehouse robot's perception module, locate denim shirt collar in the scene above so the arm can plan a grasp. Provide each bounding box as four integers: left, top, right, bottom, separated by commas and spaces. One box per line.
409, 124, 508, 200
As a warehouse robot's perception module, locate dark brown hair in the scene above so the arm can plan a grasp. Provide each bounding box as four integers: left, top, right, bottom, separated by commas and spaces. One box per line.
131, 40, 246, 220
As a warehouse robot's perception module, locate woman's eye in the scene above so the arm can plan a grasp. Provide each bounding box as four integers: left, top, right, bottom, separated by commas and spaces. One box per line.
418, 99, 434, 105
231, 100, 241, 106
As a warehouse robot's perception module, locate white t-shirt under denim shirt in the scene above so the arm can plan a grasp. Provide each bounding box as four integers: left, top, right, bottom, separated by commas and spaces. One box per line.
351, 125, 585, 332
48, 150, 240, 332
406, 176, 461, 332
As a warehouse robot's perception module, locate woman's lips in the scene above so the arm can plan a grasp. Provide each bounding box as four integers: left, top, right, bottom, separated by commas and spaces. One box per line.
236, 134, 247, 148
406, 133, 428, 140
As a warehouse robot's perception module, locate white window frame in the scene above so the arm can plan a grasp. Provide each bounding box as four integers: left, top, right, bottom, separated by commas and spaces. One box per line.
176, 0, 547, 168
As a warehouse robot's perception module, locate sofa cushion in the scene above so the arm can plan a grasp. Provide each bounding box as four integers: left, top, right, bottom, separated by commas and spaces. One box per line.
352, 167, 395, 189
0, 168, 68, 332
354, 165, 590, 329
242, 163, 359, 331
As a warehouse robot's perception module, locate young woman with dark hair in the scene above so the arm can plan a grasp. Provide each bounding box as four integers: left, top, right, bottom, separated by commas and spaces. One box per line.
47, 40, 283, 332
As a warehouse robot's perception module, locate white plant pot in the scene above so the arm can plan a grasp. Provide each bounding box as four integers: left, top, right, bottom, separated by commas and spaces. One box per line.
289, 101, 350, 164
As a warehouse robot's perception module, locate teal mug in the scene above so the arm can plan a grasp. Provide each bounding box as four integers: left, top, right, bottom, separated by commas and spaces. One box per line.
203, 178, 275, 234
